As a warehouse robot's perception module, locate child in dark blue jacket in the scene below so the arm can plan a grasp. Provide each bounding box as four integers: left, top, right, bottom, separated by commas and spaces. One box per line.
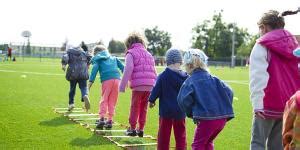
149, 49, 188, 150
177, 49, 234, 150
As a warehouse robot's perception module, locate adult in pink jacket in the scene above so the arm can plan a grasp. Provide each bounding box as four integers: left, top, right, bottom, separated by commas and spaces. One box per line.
250, 9, 300, 150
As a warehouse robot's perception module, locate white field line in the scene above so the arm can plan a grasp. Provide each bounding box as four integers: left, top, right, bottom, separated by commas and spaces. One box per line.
0, 69, 64, 76
0, 69, 249, 85
0, 64, 59, 67
224, 80, 249, 85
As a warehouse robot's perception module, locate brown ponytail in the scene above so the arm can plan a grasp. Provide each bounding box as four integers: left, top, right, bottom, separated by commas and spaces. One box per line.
258, 10, 285, 29
281, 8, 300, 16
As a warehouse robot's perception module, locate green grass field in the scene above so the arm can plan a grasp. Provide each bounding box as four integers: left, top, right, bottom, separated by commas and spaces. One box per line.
0, 58, 252, 149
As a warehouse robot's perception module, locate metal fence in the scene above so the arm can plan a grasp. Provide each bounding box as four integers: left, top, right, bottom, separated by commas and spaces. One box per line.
0, 42, 249, 67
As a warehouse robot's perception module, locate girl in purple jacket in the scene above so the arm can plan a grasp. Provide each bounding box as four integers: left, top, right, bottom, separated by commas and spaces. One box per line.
119, 32, 157, 137
250, 9, 300, 150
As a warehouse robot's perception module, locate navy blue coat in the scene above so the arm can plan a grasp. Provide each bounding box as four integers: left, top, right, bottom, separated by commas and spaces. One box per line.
149, 68, 188, 120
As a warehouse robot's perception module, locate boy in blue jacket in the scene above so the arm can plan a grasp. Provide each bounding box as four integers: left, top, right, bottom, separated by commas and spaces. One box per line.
149, 49, 188, 150
177, 49, 234, 150
88, 45, 124, 129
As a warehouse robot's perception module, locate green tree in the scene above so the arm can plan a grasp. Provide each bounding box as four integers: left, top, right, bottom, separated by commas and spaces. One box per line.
108, 39, 126, 53
144, 26, 172, 56
192, 11, 251, 59
236, 34, 259, 58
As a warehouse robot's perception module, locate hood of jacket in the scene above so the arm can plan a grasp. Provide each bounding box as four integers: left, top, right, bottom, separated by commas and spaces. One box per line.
91, 50, 111, 64
258, 29, 298, 59
67, 47, 83, 55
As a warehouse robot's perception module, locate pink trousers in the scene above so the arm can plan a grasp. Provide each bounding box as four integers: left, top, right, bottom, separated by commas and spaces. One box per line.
157, 117, 187, 150
192, 119, 227, 150
99, 79, 120, 121
129, 91, 150, 131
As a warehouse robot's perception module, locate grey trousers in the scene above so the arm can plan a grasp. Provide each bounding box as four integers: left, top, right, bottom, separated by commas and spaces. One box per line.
250, 116, 283, 150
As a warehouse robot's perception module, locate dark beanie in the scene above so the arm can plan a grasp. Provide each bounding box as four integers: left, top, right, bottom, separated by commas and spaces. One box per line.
165, 49, 182, 65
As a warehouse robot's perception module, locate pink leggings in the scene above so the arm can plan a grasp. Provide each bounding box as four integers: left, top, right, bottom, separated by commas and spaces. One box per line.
99, 79, 120, 121
192, 119, 227, 150
129, 91, 150, 131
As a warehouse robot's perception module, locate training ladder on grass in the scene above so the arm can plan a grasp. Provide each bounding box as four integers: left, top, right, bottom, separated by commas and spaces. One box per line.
53, 107, 157, 149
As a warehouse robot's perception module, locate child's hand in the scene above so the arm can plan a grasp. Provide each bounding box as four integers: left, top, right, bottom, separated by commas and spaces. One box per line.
149, 102, 155, 108
62, 65, 66, 71
255, 112, 265, 119
119, 87, 125, 93
88, 82, 93, 90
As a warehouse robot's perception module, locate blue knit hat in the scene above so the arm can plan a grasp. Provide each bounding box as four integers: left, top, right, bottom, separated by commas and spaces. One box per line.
165, 49, 183, 65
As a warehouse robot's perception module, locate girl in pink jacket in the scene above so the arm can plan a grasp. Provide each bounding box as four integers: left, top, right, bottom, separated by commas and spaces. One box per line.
119, 32, 157, 137
250, 9, 300, 150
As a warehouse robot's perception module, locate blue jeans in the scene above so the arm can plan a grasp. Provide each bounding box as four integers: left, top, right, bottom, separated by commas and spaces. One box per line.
69, 80, 88, 105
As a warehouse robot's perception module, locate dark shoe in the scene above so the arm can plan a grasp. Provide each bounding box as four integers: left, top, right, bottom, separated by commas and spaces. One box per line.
137, 130, 144, 137
104, 120, 113, 129
96, 118, 105, 129
125, 129, 137, 136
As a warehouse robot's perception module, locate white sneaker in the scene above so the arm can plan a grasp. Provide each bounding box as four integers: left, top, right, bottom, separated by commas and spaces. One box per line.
83, 95, 90, 111
68, 104, 75, 111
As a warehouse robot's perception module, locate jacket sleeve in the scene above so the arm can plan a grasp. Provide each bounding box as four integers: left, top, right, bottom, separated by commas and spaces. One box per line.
249, 43, 269, 112
119, 54, 134, 92
85, 52, 92, 65
61, 52, 69, 65
89, 63, 99, 83
177, 80, 194, 118
148, 74, 162, 103
219, 79, 233, 102
116, 58, 125, 73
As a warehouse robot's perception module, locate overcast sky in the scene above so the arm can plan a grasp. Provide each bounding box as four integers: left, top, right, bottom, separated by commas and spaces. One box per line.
0, 0, 299, 49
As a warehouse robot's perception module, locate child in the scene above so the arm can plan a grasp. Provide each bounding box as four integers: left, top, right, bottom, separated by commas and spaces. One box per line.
88, 45, 124, 129
149, 49, 188, 150
283, 91, 300, 150
61, 43, 92, 111
119, 32, 157, 137
177, 49, 234, 150
249, 9, 300, 150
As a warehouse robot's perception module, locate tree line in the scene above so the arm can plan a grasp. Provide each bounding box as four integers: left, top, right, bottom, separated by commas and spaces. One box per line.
59, 11, 256, 59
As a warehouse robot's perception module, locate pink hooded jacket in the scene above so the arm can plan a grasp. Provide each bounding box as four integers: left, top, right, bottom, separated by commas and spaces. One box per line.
253, 29, 300, 118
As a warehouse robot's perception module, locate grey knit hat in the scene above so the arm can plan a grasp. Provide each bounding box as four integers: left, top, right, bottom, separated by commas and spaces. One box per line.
165, 49, 182, 65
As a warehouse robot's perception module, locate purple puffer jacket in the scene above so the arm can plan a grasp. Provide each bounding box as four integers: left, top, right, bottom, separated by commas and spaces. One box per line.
126, 43, 156, 88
